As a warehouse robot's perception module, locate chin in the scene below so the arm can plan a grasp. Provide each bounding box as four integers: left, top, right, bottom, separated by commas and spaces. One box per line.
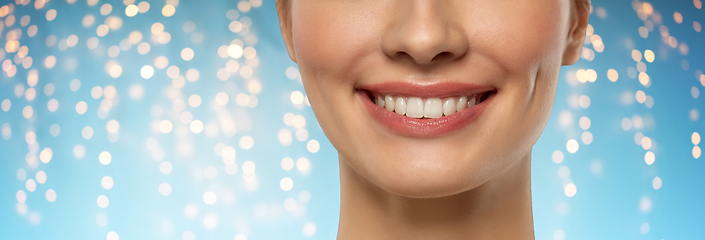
348, 146, 505, 198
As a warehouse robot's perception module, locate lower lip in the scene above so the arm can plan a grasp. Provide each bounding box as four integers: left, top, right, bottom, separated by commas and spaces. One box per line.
359, 92, 493, 138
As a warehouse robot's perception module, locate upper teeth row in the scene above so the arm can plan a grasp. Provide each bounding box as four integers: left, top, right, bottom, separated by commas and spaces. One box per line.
374, 95, 481, 119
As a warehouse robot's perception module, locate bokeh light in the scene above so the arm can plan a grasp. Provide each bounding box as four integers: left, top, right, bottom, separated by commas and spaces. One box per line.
0, 1, 702, 240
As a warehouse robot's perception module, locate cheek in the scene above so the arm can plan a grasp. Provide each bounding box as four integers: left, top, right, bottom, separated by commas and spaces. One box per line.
291, 3, 382, 80
469, 1, 568, 74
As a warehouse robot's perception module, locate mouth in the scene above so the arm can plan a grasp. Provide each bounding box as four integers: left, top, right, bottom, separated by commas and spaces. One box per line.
357, 82, 496, 138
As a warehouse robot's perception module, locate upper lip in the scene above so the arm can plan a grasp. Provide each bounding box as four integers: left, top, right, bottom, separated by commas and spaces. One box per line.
356, 81, 495, 98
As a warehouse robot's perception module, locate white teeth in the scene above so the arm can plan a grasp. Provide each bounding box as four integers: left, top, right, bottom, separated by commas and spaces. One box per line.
394, 97, 406, 115
443, 98, 456, 116
376, 95, 385, 107
423, 98, 443, 118
372, 93, 489, 118
384, 95, 394, 111
468, 95, 476, 108
406, 97, 424, 118
457, 96, 467, 112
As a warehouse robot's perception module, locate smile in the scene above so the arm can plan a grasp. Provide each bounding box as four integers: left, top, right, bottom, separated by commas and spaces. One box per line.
357, 82, 496, 137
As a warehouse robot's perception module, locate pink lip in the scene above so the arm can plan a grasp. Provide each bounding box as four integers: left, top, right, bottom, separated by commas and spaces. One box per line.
358, 82, 495, 138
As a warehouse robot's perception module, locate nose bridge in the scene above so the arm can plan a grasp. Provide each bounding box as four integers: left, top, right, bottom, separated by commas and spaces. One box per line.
383, 0, 467, 65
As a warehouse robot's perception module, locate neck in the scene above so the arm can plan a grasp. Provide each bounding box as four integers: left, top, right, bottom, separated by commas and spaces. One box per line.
337, 153, 535, 240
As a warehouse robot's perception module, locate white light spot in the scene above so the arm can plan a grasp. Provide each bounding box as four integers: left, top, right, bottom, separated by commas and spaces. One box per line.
184, 204, 199, 218
291, 91, 304, 105
99, 151, 112, 165
281, 157, 294, 171
47, 99, 59, 112
203, 214, 217, 229
307, 140, 320, 153
82, 126, 94, 139
203, 191, 217, 205
280, 177, 293, 191
159, 161, 172, 174
581, 131, 593, 145
296, 157, 310, 173
16, 190, 27, 203
159, 183, 172, 196
73, 145, 86, 159
36, 171, 47, 184
45, 189, 57, 202
140, 65, 154, 79
553, 229, 565, 240
107, 231, 119, 240
285, 67, 299, 79
566, 139, 579, 153
641, 137, 652, 150
76, 101, 88, 114
652, 177, 662, 190
160, 120, 173, 133
564, 183, 577, 197
640, 222, 650, 235
639, 196, 652, 213
102, 176, 114, 189
578, 116, 591, 130
303, 222, 316, 237
644, 151, 655, 165
181, 48, 194, 61
239, 136, 254, 150
551, 150, 564, 164
692, 132, 701, 145
97, 195, 109, 208
40, 148, 53, 163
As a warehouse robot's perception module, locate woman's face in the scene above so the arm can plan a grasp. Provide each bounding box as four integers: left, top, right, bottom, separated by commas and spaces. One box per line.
278, 0, 588, 197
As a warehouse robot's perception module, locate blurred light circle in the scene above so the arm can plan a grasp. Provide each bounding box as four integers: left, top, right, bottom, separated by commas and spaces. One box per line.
97, 195, 109, 208
140, 65, 154, 79
203, 191, 217, 205
307, 140, 320, 153
644, 151, 655, 165
159, 183, 172, 196
290, 91, 304, 105
102, 176, 114, 189
184, 204, 199, 218
107, 231, 119, 240
239, 136, 254, 149
73, 145, 86, 159
566, 139, 579, 154
280, 177, 294, 191
284, 198, 297, 211
553, 229, 565, 240
181, 48, 194, 61
551, 150, 564, 164
641, 137, 652, 150
564, 183, 577, 197
692, 132, 701, 145
296, 157, 310, 173
652, 177, 662, 190
39, 148, 53, 163
16, 190, 26, 203
36, 171, 47, 184
160, 161, 172, 174
99, 151, 112, 165
303, 222, 316, 237
45, 189, 57, 202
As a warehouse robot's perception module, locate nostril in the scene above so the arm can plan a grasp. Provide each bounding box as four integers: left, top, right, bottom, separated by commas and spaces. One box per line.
394, 51, 414, 62
431, 52, 453, 63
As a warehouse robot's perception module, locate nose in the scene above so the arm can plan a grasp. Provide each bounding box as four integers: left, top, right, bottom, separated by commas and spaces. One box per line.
382, 0, 468, 66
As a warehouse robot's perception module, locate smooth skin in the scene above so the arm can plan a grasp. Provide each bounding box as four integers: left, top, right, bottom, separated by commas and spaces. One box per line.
276, 0, 590, 239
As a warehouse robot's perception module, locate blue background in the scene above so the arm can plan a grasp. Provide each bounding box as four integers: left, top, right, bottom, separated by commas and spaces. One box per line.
0, 0, 703, 239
